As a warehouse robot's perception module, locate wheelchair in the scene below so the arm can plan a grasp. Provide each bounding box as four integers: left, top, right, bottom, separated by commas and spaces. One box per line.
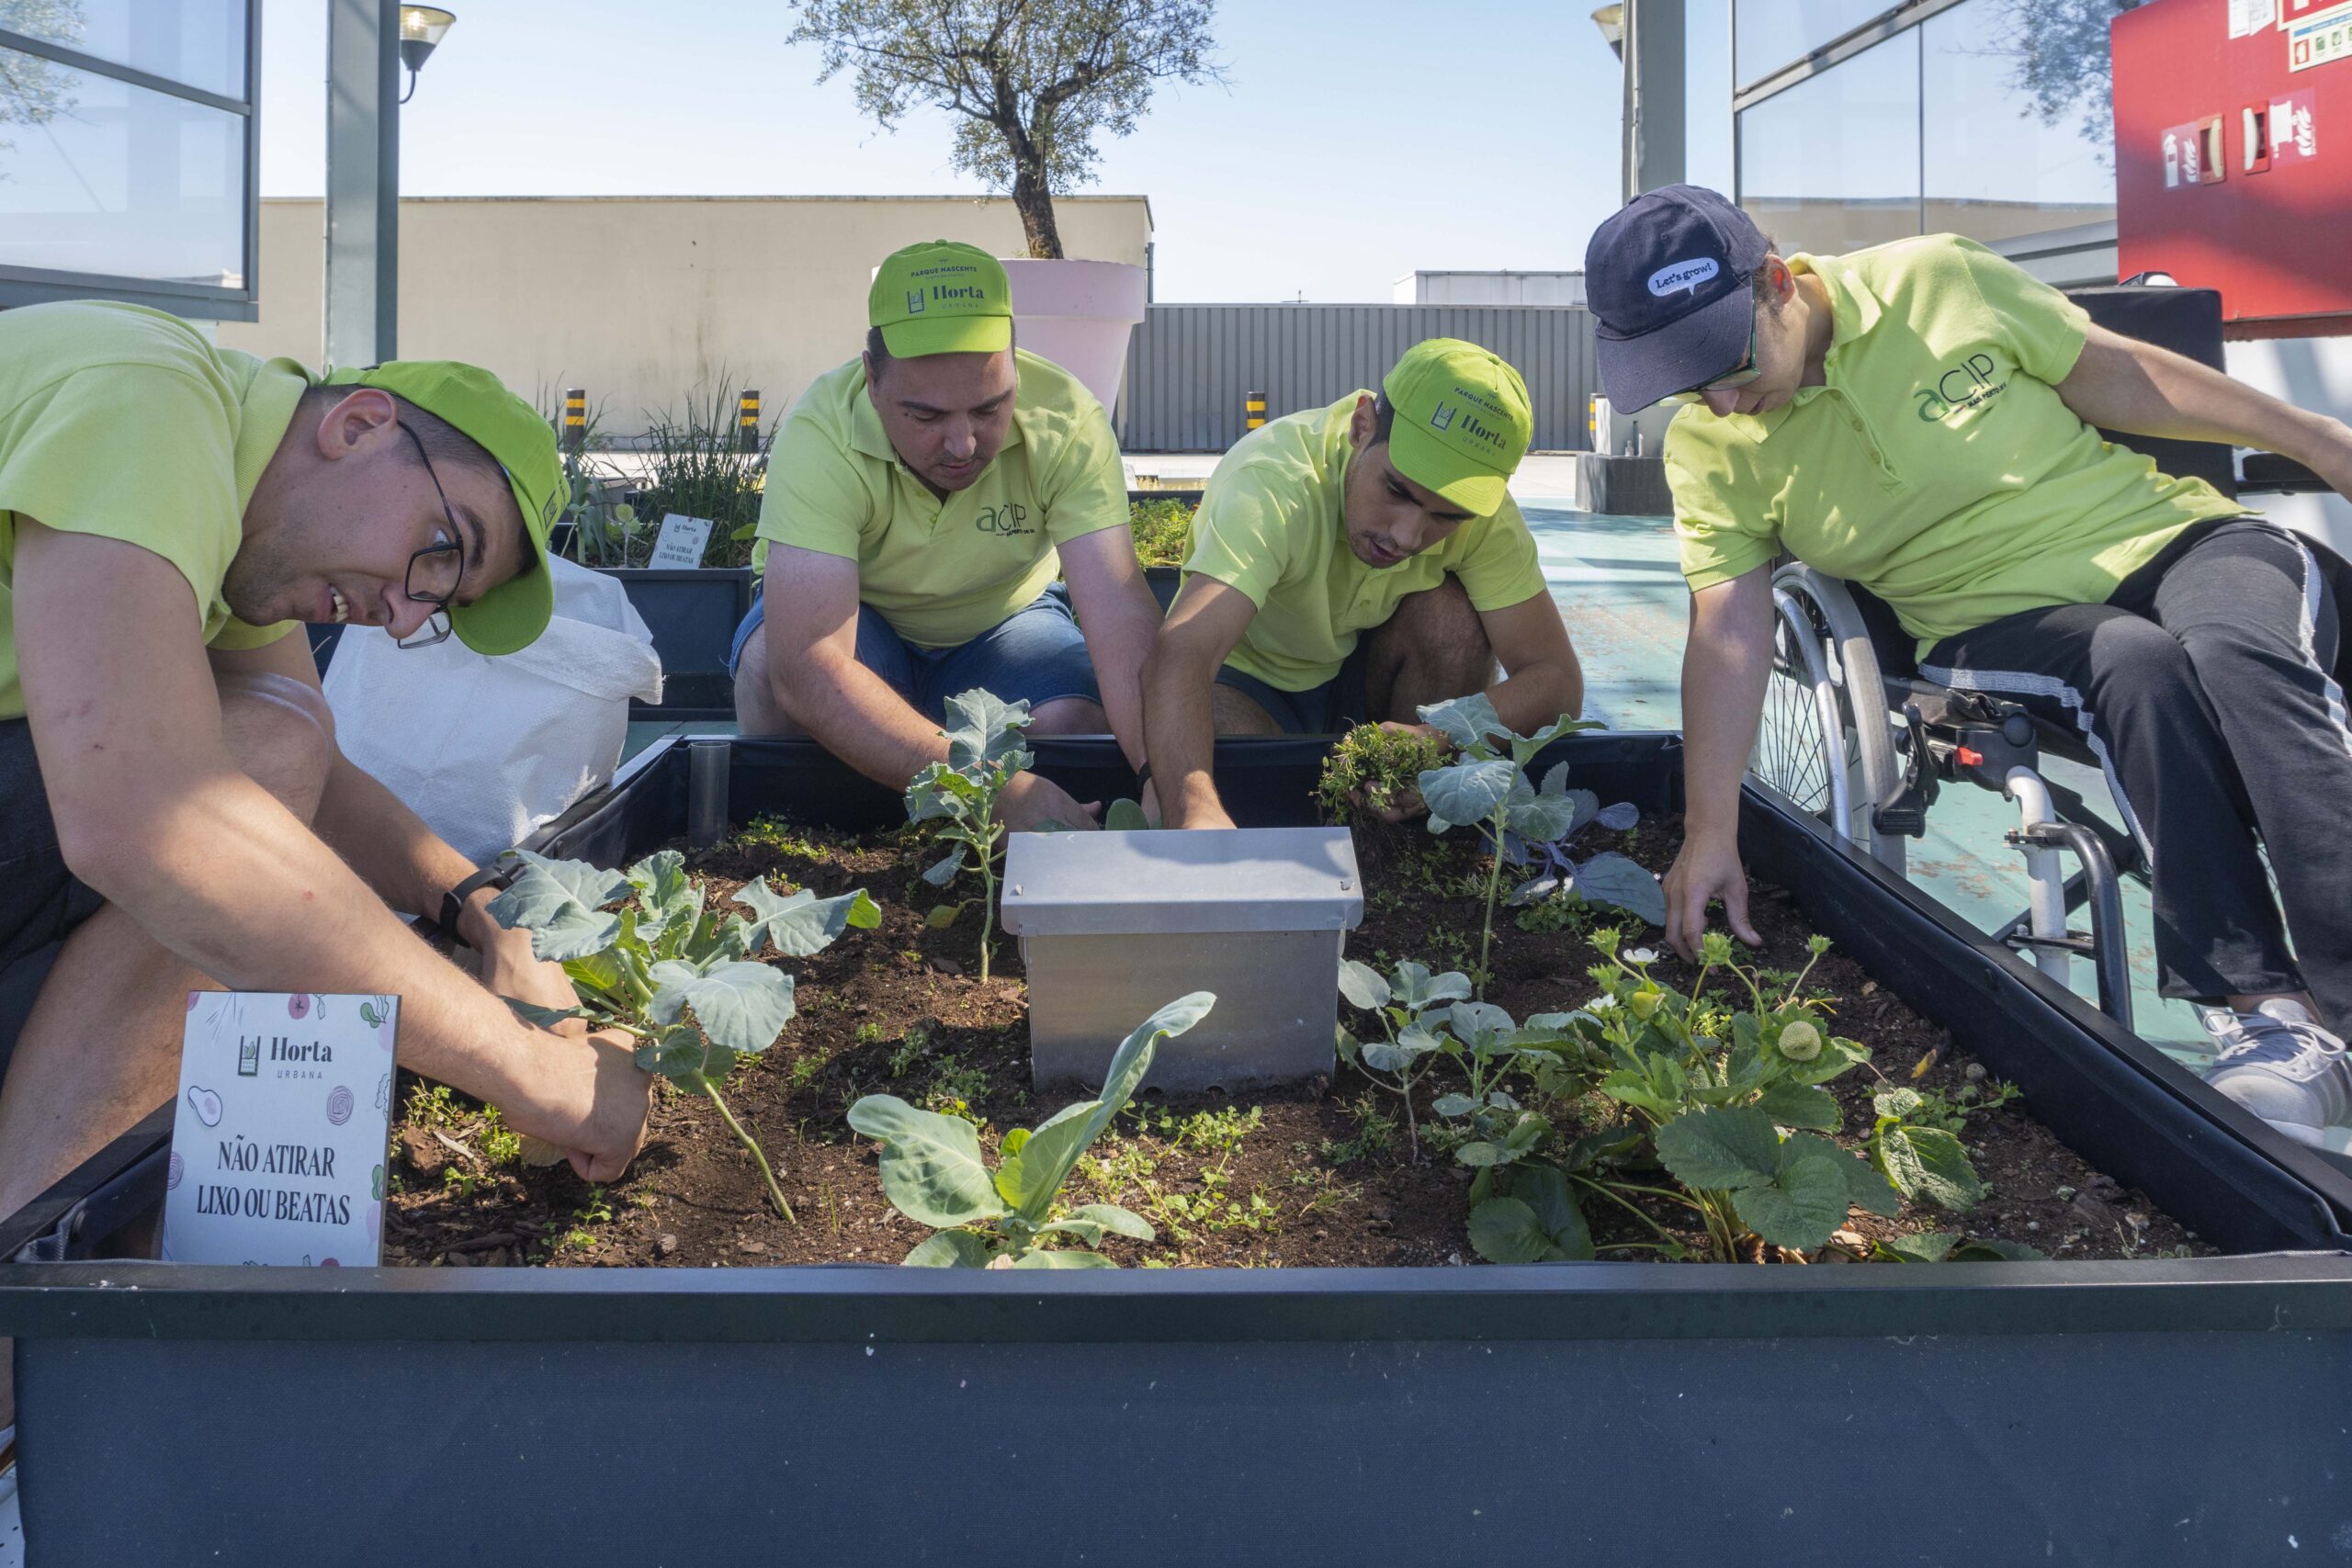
1745, 286, 2334, 1031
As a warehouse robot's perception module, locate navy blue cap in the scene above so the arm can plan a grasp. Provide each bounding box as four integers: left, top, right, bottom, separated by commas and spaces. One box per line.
1584, 185, 1772, 412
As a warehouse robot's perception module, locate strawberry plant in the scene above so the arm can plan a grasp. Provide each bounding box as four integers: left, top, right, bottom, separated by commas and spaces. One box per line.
488, 848, 879, 1222
846, 992, 1216, 1267
1412, 694, 1606, 994
906, 688, 1034, 982
1316, 723, 1448, 824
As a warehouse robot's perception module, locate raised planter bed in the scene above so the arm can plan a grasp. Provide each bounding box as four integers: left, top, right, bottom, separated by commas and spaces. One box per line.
599, 565, 754, 722
5, 734, 2351, 1564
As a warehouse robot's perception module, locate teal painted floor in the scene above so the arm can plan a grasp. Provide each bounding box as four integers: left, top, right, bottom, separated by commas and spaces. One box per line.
646, 505, 2298, 1122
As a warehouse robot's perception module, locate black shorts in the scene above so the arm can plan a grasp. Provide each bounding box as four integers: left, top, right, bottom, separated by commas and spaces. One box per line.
0, 717, 101, 1083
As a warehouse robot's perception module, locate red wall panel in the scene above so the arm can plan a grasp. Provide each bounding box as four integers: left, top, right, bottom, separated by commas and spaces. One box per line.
2115, 0, 2352, 325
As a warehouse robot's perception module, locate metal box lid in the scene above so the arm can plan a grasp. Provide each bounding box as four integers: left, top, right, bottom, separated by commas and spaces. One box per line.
1000, 827, 1363, 937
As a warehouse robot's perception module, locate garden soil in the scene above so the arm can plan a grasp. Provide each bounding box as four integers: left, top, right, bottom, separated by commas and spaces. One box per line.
381, 816, 2204, 1271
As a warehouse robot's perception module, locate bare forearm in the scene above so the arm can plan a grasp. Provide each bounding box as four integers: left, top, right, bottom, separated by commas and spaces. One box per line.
84, 773, 565, 1114
1142, 651, 1227, 828
2061, 332, 2352, 465
314, 753, 473, 918
1487, 656, 1584, 735
780, 653, 949, 790
1681, 581, 1776, 841
1088, 592, 1161, 773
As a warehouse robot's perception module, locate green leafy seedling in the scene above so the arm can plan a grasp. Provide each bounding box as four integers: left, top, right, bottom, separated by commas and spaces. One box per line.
847, 993, 1216, 1267
1337, 957, 1474, 1162
1414, 694, 1607, 995
489, 848, 880, 1223
1871, 1233, 2046, 1263
906, 689, 1034, 982
1866, 1088, 1989, 1214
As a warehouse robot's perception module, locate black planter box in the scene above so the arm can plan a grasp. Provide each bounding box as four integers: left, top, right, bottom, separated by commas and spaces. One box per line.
600, 566, 755, 723
5, 734, 2351, 1567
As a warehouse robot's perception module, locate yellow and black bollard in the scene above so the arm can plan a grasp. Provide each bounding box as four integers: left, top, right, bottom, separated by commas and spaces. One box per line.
1245, 389, 1266, 433
562, 388, 587, 453
738, 389, 762, 454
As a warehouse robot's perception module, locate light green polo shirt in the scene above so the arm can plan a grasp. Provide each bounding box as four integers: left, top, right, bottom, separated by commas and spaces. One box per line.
0, 301, 301, 721
752, 348, 1128, 649
1665, 234, 2245, 655
1183, 393, 1548, 692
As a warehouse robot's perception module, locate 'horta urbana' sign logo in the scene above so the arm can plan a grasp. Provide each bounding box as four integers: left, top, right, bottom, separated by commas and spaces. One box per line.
905, 290, 927, 315
1916, 353, 2007, 422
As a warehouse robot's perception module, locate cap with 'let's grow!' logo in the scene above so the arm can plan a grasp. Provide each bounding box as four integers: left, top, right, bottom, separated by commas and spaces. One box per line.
1379, 339, 1533, 517
322, 358, 562, 656
1584, 183, 1772, 412
869, 240, 1014, 357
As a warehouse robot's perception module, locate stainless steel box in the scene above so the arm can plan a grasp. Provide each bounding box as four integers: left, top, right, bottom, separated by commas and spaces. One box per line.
1001, 827, 1364, 1093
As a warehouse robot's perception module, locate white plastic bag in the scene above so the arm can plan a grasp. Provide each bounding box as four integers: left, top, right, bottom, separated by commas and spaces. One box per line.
323, 557, 663, 865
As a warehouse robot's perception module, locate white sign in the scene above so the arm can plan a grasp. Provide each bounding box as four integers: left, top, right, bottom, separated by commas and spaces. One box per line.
2233, 0, 2278, 39
648, 513, 716, 570
2290, 0, 2352, 68
161, 991, 398, 1267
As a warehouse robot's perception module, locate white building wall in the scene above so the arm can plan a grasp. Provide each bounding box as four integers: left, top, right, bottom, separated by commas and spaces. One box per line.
1392, 270, 1587, 307
2225, 335, 2352, 558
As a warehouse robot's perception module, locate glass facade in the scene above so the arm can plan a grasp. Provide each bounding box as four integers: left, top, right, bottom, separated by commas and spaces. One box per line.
1737, 32, 1922, 255
1732, 0, 2117, 259
0, 51, 245, 285
1735, 0, 1894, 90
1, 0, 246, 99
0, 0, 254, 312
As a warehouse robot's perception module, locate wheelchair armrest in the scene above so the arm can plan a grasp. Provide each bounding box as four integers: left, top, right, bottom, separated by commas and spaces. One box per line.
2239, 452, 2330, 494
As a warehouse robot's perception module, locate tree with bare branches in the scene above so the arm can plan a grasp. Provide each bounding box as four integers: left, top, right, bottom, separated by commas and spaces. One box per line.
789, 0, 1224, 258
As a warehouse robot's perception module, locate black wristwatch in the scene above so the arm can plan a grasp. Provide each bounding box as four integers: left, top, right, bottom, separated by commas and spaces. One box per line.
434, 862, 519, 949
1134, 761, 1154, 792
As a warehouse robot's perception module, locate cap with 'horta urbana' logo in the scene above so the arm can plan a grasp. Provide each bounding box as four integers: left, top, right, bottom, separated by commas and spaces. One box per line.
322, 358, 562, 656
1379, 338, 1533, 517
869, 240, 1015, 358
1584, 183, 1772, 412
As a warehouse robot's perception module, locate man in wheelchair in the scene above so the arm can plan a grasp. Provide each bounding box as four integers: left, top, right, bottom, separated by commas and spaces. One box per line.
1587, 184, 2352, 1149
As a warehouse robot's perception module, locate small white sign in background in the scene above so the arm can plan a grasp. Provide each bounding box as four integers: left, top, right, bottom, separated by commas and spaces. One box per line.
648, 513, 716, 570
160, 991, 398, 1267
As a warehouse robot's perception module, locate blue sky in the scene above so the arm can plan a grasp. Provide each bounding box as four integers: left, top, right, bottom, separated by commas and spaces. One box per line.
257, 1, 1635, 302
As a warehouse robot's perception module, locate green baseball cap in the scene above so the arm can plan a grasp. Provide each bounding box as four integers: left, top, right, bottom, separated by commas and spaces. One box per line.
1379, 339, 1534, 517
869, 240, 1014, 357
323, 359, 562, 656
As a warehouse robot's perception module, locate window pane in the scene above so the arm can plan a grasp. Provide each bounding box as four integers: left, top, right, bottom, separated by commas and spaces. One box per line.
0, 48, 244, 286
0, 0, 246, 100
1735, 0, 1893, 89
1737, 32, 1920, 254
1921, 0, 2115, 243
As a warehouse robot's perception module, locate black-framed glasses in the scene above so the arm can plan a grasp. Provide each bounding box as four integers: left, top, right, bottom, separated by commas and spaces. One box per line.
1668, 305, 1765, 405
393, 421, 463, 649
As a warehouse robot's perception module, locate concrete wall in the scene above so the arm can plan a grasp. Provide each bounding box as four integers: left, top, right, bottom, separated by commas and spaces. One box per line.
218, 195, 1153, 437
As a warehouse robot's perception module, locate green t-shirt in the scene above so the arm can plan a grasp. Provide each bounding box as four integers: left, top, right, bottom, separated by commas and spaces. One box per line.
1183, 393, 1548, 692
752, 348, 1128, 649
1665, 235, 2245, 654
0, 301, 302, 720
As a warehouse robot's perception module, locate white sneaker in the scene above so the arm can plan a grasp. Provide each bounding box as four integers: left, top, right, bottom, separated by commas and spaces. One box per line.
2199, 999, 2352, 1148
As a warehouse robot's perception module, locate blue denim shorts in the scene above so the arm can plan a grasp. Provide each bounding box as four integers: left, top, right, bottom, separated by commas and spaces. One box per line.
1212, 643, 1371, 736
729, 581, 1101, 722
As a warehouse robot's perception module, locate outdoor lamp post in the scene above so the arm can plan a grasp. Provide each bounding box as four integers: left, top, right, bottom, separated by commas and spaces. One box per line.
398, 7, 456, 102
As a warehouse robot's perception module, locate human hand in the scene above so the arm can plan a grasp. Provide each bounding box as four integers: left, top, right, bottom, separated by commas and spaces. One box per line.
998, 771, 1103, 832
1663, 829, 1760, 961
473, 920, 586, 1037
1356, 721, 1442, 822
505, 1027, 654, 1183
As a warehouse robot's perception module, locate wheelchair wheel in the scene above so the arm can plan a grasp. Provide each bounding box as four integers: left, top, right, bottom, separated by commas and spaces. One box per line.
1748, 566, 1907, 874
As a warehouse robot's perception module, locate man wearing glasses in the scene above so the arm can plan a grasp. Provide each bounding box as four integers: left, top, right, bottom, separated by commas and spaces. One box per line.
1587, 183, 2352, 1146
0, 303, 655, 1297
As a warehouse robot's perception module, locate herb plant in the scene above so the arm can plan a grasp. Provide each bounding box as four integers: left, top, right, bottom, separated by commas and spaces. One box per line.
906, 689, 1035, 982
846, 992, 1216, 1267
1413, 695, 1603, 994
1317, 723, 1449, 824
488, 848, 879, 1222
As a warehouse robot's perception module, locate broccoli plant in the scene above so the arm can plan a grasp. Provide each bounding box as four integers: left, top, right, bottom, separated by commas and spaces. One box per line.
1413, 694, 1604, 994
1335, 957, 1467, 1161
1317, 723, 1449, 824
846, 993, 1216, 1267
488, 848, 879, 1223
906, 689, 1034, 982
1498, 790, 1665, 929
